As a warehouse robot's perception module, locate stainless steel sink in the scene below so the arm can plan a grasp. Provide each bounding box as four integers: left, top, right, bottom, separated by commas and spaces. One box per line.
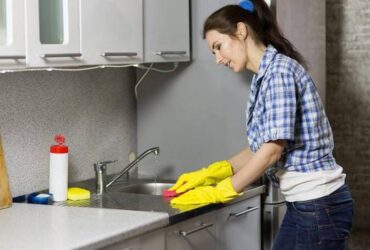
108, 182, 174, 196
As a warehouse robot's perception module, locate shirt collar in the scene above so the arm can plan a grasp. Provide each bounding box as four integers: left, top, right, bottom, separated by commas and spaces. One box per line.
255, 45, 278, 81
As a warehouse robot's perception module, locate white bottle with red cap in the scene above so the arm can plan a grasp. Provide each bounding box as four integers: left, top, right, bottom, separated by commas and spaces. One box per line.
49, 134, 68, 201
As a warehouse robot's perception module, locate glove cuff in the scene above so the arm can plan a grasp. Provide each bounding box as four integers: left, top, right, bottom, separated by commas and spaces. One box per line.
203, 160, 233, 186
215, 177, 242, 203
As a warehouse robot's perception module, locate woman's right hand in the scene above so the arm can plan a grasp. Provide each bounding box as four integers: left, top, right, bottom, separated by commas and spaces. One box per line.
169, 160, 233, 194
169, 168, 208, 194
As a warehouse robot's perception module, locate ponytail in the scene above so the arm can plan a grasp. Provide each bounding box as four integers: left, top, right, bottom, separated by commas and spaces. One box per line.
203, 0, 307, 68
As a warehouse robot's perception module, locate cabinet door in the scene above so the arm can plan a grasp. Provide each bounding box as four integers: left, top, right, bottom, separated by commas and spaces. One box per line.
80, 0, 143, 65
143, 0, 190, 63
218, 196, 261, 250
0, 0, 26, 69
166, 212, 217, 250
25, 0, 81, 67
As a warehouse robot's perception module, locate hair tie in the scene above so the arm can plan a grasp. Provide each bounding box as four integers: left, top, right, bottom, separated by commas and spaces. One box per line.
239, 0, 255, 12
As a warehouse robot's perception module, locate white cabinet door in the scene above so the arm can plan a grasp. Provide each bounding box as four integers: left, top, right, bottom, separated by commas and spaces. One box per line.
218, 196, 261, 250
25, 0, 81, 67
143, 0, 190, 63
80, 0, 143, 65
0, 0, 26, 69
165, 212, 217, 250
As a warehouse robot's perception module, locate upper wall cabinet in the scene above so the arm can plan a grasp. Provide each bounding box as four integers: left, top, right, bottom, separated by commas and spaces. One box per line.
0, 0, 27, 69
80, 0, 143, 65
1, 0, 190, 70
25, 0, 81, 67
143, 0, 190, 63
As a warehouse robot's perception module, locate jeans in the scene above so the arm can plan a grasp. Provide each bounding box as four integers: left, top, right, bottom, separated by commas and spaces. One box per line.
273, 184, 354, 250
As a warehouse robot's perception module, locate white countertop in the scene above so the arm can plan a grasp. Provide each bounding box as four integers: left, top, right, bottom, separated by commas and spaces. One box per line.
0, 203, 169, 250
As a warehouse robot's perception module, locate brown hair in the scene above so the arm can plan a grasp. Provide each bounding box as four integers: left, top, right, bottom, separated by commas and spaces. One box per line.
203, 0, 307, 68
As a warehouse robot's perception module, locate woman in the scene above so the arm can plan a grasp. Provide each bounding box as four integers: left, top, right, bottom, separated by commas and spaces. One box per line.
169, 0, 354, 249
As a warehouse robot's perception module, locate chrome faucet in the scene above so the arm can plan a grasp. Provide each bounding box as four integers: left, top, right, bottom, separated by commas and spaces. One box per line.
94, 147, 160, 195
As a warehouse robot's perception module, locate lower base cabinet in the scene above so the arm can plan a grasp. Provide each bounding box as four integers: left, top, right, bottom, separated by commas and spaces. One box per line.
218, 195, 261, 250
104, 195, 261, 250
165, 212, 217, 250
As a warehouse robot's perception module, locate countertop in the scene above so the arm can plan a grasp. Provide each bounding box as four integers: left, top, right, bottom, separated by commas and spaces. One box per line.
52, 179, 265, 224
2, 179, 265, 250
0, 203, 168, 250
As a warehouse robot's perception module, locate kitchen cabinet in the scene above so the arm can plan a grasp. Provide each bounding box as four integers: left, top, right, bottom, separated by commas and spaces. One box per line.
25, 0, 81, 67
0, 0, 27, 69
143, 0, 190, 63
165, 212, 217, 250
104, 229, 165, 250
80, 0, 143, 65
218, 196, 261, 250
2, 0, 190, 69
103, 212, 218, 250
104, 195, 262, 250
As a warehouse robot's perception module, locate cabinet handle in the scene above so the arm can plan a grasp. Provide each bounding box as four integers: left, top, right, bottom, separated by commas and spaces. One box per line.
155, 51, 187, 56
0, 55, 26, 60
100, 52, 138, 57
229, 206, 259, 217
122, 248, 141, 250
178, 222, 214, 237
40, 53, 82, 58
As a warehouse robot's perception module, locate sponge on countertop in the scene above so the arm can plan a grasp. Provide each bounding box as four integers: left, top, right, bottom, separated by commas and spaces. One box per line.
67, 187, 91, 201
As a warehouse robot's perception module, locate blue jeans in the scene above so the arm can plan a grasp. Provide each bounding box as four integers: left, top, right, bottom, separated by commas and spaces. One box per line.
273, 184, 354, 250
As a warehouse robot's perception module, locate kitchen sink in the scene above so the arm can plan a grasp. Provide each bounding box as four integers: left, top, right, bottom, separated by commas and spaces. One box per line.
108, 182, 174, 196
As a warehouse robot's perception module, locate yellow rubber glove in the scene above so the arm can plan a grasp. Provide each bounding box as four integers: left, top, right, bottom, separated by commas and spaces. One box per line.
170, 177, 242, 205
169, 160, 233, 194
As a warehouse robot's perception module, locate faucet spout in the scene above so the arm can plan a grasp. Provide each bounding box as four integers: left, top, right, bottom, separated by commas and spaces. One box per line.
105, 147, 160, 189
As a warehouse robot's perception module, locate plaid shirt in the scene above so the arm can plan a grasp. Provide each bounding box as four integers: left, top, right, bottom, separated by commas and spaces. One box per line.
246, 45, 338, 183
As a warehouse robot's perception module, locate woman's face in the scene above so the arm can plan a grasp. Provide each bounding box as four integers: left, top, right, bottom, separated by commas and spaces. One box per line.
205, 29, 247, 73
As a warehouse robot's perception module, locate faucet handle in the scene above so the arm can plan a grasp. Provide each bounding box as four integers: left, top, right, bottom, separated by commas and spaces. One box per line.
94, 160, 118, 195
94, 160, 118, 171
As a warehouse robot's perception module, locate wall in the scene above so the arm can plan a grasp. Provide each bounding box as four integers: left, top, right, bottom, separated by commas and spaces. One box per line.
137, 0, 253, 179
327, 0, 370, 237
276, 0, 326, 104
137, 0, 326, 181
0, 68, 137, 196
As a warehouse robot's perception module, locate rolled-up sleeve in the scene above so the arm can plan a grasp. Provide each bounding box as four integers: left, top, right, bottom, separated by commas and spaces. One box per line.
261, 72, 297, 143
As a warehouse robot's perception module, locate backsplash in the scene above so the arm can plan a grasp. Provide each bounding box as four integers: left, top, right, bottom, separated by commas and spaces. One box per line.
0, 68, 137, 196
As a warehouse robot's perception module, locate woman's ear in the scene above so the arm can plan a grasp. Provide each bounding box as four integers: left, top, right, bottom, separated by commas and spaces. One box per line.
236, 22, 248, 40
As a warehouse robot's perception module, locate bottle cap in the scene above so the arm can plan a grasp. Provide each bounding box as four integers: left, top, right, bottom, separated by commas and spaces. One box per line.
50, 134, 68, 153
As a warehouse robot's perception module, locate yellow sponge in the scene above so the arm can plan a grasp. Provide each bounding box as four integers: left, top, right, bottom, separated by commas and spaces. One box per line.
67, 187, 91, 201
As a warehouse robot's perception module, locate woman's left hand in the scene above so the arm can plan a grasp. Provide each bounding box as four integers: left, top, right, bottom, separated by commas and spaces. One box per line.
170, 177, 242, 205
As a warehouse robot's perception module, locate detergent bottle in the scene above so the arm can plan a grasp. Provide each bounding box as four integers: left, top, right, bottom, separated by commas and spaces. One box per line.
49, 134, 68, 201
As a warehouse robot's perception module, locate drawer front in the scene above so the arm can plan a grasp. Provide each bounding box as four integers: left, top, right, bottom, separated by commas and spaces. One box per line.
218, 196, 261, 250
166, 212, 217, 250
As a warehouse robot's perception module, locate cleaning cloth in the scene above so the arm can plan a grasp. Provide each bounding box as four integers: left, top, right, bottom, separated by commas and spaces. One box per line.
67, 187, 90, 201
162, 189, 181, 197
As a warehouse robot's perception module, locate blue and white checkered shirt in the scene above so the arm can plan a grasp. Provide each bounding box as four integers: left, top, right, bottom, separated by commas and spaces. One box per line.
246, 45, 339, 183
